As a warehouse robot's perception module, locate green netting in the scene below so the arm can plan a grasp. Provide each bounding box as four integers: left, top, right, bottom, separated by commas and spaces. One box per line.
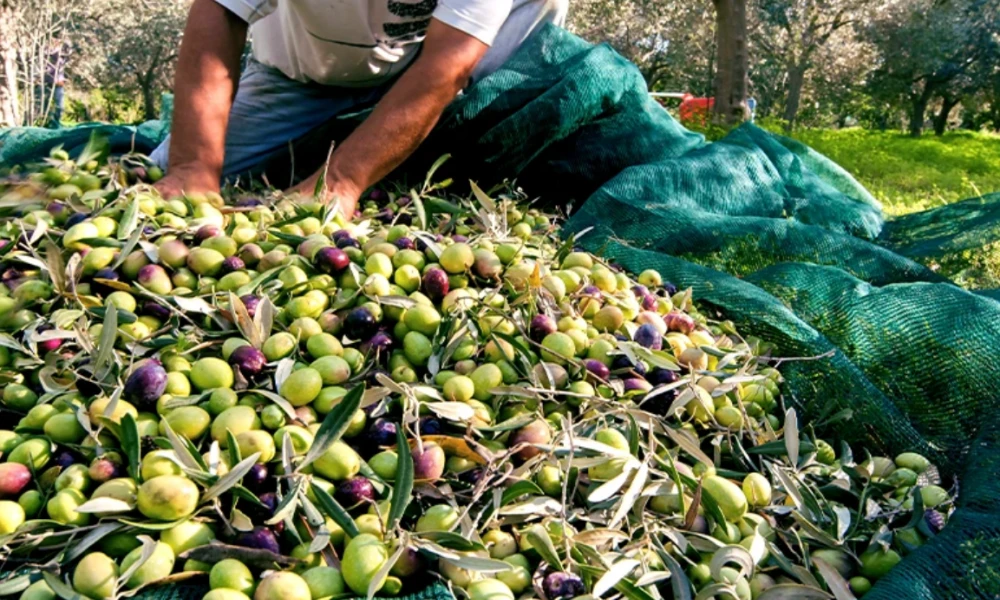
4, 23, 1000, 599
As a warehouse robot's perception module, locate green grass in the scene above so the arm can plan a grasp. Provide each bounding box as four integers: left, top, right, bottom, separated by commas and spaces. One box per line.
781, 128, 1000, 215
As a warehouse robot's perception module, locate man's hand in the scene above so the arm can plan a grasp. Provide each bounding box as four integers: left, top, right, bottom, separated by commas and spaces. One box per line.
154, 165, 221, 200
159, 0, 247, 198
298, 19, 490, 209
288, 176, 363, 218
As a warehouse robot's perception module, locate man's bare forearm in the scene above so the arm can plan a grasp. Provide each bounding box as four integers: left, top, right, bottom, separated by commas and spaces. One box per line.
167, 0, 247, 190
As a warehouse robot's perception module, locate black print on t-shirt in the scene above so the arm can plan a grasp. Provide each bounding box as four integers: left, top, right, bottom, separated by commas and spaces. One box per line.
387, 0, 438, 18
384, 18, 433, 38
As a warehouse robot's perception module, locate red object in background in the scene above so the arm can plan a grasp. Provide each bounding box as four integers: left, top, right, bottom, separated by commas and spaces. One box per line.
679, 94, 714, 126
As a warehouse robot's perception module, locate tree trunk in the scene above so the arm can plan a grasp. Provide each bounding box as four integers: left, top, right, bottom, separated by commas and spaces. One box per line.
0, 1, 19, 127
782, 61, 807, 131
909, 84, 935, 137
712, 0, 748, 125
141, 77, 157, 122
933, 96, 959, 136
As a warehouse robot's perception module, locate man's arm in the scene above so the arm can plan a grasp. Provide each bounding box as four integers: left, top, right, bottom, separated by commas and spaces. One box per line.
292, 19, 490, 216
155, 0, 248, 199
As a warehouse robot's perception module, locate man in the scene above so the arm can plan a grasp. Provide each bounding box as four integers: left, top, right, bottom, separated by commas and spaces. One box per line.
43, 38, 69, 129
152, 0, 568, 217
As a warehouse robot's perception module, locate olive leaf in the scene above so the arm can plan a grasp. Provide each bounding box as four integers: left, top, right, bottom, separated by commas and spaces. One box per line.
181, 543, 302, 570
116, 535, 157, 590
226, 431, 243, 467
74, 497, 134, 514
93, 304, 118, 380
593, 559, 640, 597
309, 481, 361, 538
756, 585, 833, 600
63, 522, 123, 562
367, 542, 406, 600
161, 420, 208, 473
412, 531, 485, 552
387, 428, 413, 533
501, 480, 545, 506
41, 571, 81, 600
813, 558, 858, 600
525, 524, 562, 570
785, 408, 800, 468
610, 462, 648, 529
298, 383, 365, 472
120, 412, 141, 481
656, 547, 694, 600
228, 292, 261, 348
117, 198, 141, 240
201, 452, 262, 503
0, 574, 32, 597
266, 477, 304, 526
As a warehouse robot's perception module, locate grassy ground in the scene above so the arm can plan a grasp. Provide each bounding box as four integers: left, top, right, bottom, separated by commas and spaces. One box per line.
782, 128, 1000, 215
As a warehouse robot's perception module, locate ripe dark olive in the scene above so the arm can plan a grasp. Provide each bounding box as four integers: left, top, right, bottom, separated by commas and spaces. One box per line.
631, 284, 649, 298
663, 282, 678, 295
366, 419, 397, 448
52, 450, 78, 468
234, 526, 280, 554
315, 247, 351, 274
396, 214, 413, 226
229, 345, 267, 377
417, 417, 441, 436
344, 308, 378, 341
581, 285, 601, 297
543, 572, 585, 600
584, 359, 610, 381
124, 361, 168, 410
647, 367, 678, 386
452, 235, 468, 243
412, 443, 445, 481
624, 378, 652, 394
530, 314, 558, 343
664, 312, 695, 335
633, 324, 663, 350
459, 468, 485, 485
142, 301, 172, 321
368, 189, 389, 202
240, 295, 260, 318
195, 225, 222, 242
376, 208, 394, 223
361, 331, 394, 355
244, 463, 269, 492
510, 420, 552, 461
65, 212, 89, 228
394, 237, 415, 250
239, 244, 264, 267
37, 326, 62, 352
421, 268, 449, 302
91, 268, 121, 296
335, 476, 376, 508
220, 256, 245, 274
235, 197, 263, 207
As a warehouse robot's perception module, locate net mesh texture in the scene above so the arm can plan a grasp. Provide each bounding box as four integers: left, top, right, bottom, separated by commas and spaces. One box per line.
3, 23, 1000, 600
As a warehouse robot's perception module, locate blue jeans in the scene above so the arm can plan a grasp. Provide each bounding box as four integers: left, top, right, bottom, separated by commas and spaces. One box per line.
151, 0, 568, 185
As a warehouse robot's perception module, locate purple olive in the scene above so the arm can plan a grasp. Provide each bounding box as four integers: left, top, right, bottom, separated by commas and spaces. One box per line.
925, 510, 945, 534
65, 212, 89, 228
421, 268, 450, 302
257, 492, 278, 516
235, 197, 263, 208
452, 235, 468, 243
221, 256, 246, 274
631, 284, 649, 298
36, 326, 62, 353
229, 345, 267, 377
195, 225, 221, 242
417, 417, 442, 436
641, 293, 657, 311
581, 285, 601, 297
234, 526, 281, 554
244, 463, 269, 492
689, 514, 708, 533
240, 295, 260, 318
332, 230, 353, 243
412, 443, 446, 481
2, 268, 23, 290
396, 214, 413, 226
366, 419, 398, 448
647, 368, 678, 386
394, 237, 415, 250
142, 301, 172, 321
610, 355, 635, 372
624, 378, 652, 394
376, 208, 394, 224
459, 468, 485, 485
664, 312, 695, 335
315, 246, 351, 274
52, 450, 77, 469
124, 360, 168, 410
584, 359, 610, 381
335, 476, 376, 509
361, 331, 394, 355
530, 314, 558, 343
633, 324, 663, 350
337, 236, 360, 249
663, 282, 678, 295
543, 572, 585, 600
91, 268, 120, 296
368, 189, 388, 202
344, 307, 377, 341
89, 455, 124, 483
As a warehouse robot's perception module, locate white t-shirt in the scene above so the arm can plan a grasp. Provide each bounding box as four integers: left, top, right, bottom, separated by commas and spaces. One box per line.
215, 0, 513, 87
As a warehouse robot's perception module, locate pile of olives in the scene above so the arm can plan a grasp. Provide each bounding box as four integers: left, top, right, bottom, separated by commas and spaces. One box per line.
0, 149, 954, 600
